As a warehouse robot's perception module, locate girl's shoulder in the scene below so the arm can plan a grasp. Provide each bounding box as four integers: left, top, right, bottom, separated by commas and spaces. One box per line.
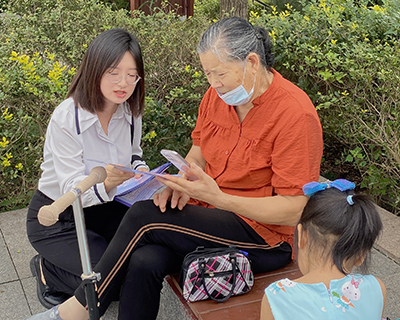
266, 274, 382, 294
337, 274, 386, 302
264, 274, 384, 320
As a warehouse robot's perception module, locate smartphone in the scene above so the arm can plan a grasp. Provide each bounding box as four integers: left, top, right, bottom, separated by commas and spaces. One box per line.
160, 149, 197, 180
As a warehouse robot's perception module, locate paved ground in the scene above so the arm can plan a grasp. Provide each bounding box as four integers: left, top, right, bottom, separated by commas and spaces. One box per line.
0, 207, 399, 320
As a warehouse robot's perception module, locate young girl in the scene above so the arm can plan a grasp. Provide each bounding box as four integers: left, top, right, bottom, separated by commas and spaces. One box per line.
261, 179, 386, 320
27, 28, 149, 309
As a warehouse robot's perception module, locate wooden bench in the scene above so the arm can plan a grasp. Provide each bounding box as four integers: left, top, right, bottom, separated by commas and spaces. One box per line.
165, 261, 302, 320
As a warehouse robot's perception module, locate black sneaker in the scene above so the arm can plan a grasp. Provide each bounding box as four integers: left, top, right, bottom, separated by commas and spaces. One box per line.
30, 255, 71, 309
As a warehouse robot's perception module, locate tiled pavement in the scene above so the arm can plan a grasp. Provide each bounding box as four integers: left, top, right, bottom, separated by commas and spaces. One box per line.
1, 207, 399, 320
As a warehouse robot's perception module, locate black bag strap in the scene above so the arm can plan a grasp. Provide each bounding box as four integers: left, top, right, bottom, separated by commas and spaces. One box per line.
199, 253, 238, 303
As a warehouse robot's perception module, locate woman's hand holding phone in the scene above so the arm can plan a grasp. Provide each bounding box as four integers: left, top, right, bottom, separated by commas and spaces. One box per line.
160, 149, 198, 181
154, 159, 223, 213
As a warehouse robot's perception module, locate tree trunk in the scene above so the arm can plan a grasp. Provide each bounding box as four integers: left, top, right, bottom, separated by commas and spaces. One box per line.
220, 0, 248, 20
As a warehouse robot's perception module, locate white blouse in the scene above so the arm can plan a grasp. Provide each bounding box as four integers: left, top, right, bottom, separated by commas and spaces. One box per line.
38, 97, 148, 208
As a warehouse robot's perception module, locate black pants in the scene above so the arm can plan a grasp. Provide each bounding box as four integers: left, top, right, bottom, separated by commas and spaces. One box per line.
27, 190, 128, 296
74, 200, 292, 320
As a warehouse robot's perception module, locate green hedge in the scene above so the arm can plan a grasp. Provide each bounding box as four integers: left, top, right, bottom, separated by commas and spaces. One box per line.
0, 0, 210, 211
250, 0, 400, 212
1, 0, 400, 214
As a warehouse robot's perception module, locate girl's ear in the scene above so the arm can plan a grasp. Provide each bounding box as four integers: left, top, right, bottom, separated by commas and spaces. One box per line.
297, 224, 307, 249
353, 254, 366, 267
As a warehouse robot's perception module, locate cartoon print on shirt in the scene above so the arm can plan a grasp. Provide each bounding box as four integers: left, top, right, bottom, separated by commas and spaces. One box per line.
268, 279, 296, 295
280, 279, 296, 289
332, 275, 363, 312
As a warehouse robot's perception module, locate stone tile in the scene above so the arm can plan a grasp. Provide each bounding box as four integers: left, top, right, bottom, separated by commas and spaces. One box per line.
366, 248, 400, 319
157, 279, 194, 320
0, 208, 37, 280
369, 248, 400, 279
21, 276, 47, 315
0, 230, 18, 283
379, 273, 400, 320
375, 207, 400, 263
101, 301, 119, 319
0, 281, 31, 320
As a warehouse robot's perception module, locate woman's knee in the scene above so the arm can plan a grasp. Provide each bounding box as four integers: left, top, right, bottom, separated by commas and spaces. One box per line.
124, 200, 161, 225
126, 244, 180, 279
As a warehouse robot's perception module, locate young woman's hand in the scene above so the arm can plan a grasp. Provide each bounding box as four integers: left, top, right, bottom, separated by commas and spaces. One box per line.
104, 164, 135, 193
133, 166, 149, 179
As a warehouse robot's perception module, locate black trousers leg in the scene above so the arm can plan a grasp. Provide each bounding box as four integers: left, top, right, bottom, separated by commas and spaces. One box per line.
74, 200, 292, 319
27, 190, 128, 295
118, 245, 183, 320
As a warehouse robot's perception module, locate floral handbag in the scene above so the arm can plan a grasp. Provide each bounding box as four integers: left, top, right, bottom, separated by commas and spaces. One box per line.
179, 246, 254, 303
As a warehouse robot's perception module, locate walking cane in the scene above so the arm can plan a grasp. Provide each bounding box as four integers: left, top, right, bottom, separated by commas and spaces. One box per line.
72, 195, 101, 320
38, 166, 107, 320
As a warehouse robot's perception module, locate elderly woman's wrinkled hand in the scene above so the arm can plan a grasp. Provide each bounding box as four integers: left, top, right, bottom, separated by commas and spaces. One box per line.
154, 163, 222, 211
153, 186, 190, 213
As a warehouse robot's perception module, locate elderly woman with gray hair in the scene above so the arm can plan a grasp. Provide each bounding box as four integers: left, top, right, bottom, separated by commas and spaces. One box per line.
27, 17, 323, 320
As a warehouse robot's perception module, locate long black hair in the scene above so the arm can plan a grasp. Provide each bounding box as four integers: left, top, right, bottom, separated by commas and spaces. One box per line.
298, 188, 383, 273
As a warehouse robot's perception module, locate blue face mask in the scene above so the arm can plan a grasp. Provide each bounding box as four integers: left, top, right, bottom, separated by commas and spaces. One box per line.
217, 63, 256, 106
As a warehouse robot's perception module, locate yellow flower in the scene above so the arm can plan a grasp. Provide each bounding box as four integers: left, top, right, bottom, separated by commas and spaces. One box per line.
304, 16, 310, 21
3, 108, 13, 121
15, 163, 23, 170
2, 159, 11, 167
279, 11, 290, 20
185, 65, 190, 72
250, 11, 259, 19
370, 5, 385, 13
5, 152, 12, 159
331, 39, 337, 44
269, 30, 276, 41
0, 137, 9, 148
68, 67, 76, 75
149, 131, 157, 139
19, 54, 29, 65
